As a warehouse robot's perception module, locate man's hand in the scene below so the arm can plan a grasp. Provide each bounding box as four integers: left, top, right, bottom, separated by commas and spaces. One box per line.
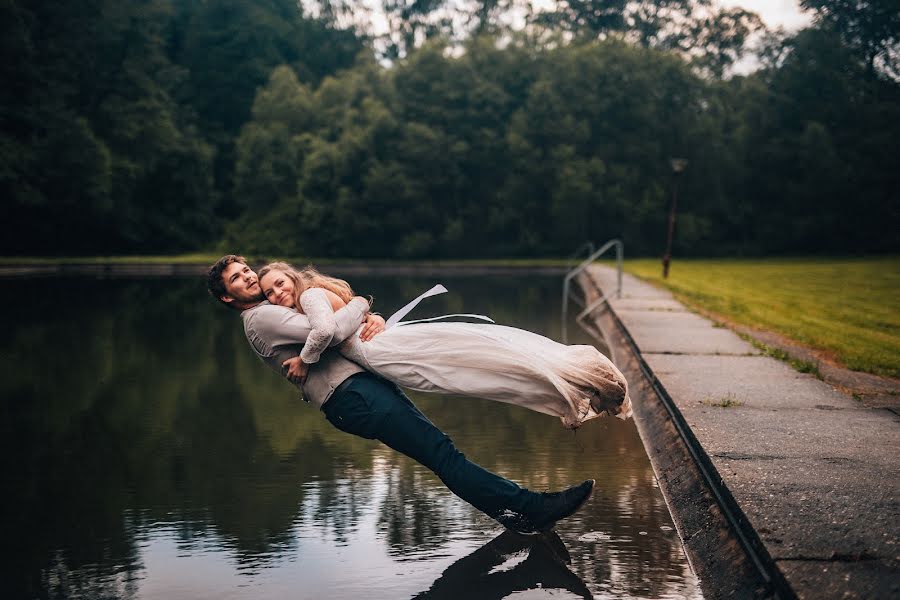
282, 356, 310, 385
360, 313, 386, 342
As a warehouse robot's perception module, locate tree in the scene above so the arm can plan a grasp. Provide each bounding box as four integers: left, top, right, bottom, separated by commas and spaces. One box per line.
174, 0, 364, 215
724, 25, 900, 253
501, 41, 705, 255
800, 0, 900, 77
530, 0, 763, 78
683, 7, 764, 78
0, 0, 216, 254
533, 0, 629, 37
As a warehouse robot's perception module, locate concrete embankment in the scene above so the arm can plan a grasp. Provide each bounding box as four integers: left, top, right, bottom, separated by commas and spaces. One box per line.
578, 266, 899, 600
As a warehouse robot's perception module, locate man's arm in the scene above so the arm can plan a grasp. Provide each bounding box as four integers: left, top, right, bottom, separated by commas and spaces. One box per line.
331, 296, 371, 343
281, 300, 384, 384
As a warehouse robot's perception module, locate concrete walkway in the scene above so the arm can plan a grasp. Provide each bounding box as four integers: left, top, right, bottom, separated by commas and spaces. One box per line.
586, 266, 899, 599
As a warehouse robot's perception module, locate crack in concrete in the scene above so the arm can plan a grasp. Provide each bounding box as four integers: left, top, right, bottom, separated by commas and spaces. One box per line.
712, 453, 859, 465
614, 307, 689, 313
643, 351, 761, 357
777, 552, 881, 563
713, 452, 788, 461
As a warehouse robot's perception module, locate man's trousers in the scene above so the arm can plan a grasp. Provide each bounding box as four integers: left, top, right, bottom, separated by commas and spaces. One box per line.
321, 372, 539, 519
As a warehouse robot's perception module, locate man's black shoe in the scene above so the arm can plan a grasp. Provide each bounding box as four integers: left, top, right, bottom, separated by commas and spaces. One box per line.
497, 479, 595, 535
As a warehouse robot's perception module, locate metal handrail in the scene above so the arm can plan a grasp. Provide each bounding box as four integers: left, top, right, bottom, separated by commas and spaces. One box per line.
561, 239, 623, 343
566, 241, 595, 270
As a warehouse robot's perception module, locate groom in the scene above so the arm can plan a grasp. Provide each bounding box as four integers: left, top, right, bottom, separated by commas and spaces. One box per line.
207, 254, 594, 534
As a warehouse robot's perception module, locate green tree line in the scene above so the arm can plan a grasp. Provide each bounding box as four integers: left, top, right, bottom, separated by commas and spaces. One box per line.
2, 0, 898, 257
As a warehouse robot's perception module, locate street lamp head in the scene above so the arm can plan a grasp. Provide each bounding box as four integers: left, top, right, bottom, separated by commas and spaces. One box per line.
670, 158, 689, 174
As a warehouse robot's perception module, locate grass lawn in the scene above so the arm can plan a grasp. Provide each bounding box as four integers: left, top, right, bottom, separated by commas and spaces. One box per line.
623, 257, 900, 379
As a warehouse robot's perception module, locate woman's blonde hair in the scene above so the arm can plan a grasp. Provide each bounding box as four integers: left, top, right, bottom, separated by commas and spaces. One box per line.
298, 264, 355, 303
258, 261, 355, 309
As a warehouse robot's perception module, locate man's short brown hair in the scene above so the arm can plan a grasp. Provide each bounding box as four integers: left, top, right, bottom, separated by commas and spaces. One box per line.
207, 254, 247, 305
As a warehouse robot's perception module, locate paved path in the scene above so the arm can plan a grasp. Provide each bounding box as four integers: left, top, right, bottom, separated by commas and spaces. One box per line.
587, 265, 899, 599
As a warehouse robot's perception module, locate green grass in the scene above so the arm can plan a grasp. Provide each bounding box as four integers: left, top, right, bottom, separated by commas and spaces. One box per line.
737, 333, 822, 378
702, 393, 743, 408
624, 257, 900, 379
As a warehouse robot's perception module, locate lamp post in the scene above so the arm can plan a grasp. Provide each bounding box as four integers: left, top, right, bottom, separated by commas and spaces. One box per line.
663, 158, 688, 279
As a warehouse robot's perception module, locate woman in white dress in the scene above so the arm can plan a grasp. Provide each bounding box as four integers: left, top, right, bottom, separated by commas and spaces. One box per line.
257, 262, 632, 430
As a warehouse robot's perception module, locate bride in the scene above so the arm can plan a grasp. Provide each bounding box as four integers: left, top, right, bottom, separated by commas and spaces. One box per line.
258, 262, 632, 430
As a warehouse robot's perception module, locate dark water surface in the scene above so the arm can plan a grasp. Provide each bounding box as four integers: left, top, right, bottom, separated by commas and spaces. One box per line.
2, 273, 700, 599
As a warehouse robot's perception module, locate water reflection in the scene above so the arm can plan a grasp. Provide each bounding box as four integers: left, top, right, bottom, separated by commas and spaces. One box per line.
413, 531, 590, 599
1, 274, 700, 599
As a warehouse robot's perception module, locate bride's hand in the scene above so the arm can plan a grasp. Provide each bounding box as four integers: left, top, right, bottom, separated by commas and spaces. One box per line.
282, 356, 310, 384
360, 314, 386, 342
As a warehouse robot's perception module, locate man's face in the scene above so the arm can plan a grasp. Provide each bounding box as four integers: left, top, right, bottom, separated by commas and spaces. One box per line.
221, 261, 263, 305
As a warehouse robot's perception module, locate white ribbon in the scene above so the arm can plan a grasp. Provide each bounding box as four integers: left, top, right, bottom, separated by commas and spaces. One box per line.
394, 313, 495, 327
384, 284, 494, 330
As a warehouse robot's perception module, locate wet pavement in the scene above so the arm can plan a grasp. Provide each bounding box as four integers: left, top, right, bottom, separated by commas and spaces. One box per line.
586, 265, 900, 599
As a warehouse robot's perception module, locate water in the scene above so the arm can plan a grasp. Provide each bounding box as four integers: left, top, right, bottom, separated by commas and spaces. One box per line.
2, 272, 700, 599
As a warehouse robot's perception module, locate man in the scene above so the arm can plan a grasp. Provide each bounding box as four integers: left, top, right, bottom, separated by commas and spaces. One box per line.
207, 254, 594, 534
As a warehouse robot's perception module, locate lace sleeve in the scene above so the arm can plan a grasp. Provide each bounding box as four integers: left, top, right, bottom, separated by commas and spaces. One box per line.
298, 288, 336, 364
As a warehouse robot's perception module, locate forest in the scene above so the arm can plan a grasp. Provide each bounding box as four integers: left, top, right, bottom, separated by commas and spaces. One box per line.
2, 0, 898, 257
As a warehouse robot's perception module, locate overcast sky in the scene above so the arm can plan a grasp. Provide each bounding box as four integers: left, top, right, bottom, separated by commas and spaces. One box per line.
356, 0, 816, 64
719, 0, 812, 30
355, 0, 815, 35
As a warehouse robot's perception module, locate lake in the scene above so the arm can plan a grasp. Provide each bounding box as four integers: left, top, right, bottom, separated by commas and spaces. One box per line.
2, 271, 701, 599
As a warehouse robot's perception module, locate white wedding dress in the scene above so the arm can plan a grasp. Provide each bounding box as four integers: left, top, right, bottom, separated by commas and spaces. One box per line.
299, 288, 632, 429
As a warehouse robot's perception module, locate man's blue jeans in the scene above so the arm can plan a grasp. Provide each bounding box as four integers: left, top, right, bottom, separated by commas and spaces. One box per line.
321, 372, 539, 519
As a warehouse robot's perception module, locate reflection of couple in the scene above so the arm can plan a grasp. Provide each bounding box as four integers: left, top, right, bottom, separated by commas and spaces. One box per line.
208, 255, 632, 534
414, 530, 593, 599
